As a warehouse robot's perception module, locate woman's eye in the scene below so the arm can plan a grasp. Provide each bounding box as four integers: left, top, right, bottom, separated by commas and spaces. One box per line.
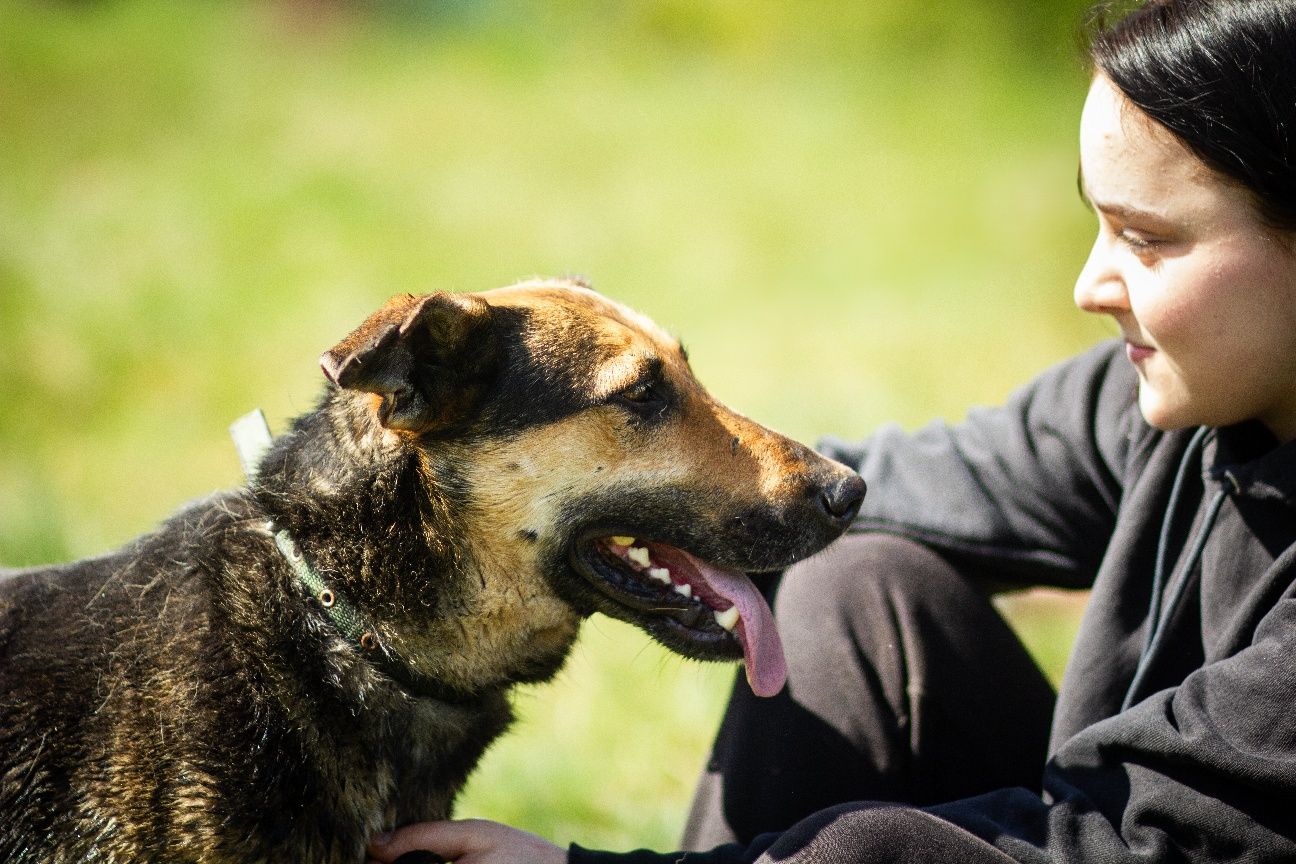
1117, 228, 1162, 253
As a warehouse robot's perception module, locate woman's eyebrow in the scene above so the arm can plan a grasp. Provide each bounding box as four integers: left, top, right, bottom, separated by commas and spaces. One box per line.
1076, 162, 1174, 225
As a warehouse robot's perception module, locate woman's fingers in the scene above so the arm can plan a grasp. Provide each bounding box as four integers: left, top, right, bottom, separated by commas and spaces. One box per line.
368, 819, 565, 864
369, 820, 470, 862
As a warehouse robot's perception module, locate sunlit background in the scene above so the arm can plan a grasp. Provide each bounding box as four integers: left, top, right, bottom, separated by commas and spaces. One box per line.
2, 0, 1111, 851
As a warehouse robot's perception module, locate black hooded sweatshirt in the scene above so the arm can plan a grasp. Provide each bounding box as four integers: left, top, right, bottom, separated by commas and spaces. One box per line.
571, 340, 1296, 864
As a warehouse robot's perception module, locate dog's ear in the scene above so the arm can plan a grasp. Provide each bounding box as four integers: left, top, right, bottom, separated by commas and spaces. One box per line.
319, 292, 497, 434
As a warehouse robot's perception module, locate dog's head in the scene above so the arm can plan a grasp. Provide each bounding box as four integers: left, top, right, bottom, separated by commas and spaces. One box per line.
318, 279, 864, 697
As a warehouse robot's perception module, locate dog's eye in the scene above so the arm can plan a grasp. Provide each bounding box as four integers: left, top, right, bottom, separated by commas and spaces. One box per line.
621, 381, 656, 403
614, 380, 668, 418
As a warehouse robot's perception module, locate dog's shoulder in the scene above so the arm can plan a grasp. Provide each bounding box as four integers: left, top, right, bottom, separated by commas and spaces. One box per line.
1, 490, 266, 690
0, 489, 289, 859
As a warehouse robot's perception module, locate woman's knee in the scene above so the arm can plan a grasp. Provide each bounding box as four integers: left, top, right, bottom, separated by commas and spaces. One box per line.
771, 532, 1054, 795
769, 533, 980, 752
775, 532, 977, 646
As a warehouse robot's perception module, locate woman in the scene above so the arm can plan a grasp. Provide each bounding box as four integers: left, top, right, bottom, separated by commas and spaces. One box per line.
371, 0, 1296, 861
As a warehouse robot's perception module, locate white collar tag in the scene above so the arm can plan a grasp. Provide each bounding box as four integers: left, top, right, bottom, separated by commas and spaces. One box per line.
229, 409, 273, 481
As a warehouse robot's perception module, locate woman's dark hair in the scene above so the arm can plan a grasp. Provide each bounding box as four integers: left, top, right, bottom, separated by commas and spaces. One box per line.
1087, 0, 1296, 231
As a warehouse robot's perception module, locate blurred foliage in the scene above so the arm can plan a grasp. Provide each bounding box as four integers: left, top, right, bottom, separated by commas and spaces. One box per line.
1, 0, 1104, 851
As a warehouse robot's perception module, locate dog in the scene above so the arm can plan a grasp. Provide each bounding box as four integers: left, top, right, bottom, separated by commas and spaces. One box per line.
0, 278, 864, 862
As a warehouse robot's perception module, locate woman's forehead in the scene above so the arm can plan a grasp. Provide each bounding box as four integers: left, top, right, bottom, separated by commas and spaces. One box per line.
1079, 75, 1256, 230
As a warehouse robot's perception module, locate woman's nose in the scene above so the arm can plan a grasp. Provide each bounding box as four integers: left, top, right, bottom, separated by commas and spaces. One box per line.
1073, 238, 1129, 314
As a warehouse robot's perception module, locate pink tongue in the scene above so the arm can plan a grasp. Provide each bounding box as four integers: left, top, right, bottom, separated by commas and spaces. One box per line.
672, 549, 788, 698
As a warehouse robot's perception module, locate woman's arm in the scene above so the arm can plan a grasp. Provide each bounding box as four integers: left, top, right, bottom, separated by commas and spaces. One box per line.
825, 339, 1139, 590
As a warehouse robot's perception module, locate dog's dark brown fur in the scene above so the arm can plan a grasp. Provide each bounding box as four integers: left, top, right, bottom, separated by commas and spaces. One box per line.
0, 279, 863, 863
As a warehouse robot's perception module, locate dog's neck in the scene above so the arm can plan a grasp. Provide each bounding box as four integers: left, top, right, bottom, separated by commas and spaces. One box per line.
231, 409, 481, 706
269, 521, 484, 705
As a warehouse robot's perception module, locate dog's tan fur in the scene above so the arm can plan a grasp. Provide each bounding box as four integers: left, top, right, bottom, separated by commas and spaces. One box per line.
1, 278, 863, 862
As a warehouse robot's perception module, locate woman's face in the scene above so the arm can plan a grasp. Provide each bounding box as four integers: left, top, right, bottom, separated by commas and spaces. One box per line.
1074, 75, 1296, 442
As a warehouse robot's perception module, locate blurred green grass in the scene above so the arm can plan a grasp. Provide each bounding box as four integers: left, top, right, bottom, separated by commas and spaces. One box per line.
1, 0, 1107, 851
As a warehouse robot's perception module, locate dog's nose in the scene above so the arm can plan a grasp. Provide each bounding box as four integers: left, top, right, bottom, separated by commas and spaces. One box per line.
818, 474, 866, 524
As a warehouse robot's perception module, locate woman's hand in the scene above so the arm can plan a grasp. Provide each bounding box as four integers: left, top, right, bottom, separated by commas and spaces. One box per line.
367, 818, 566, 864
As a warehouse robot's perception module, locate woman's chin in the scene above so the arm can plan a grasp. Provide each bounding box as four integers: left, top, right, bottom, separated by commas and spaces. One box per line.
1136, 386, 1190, 432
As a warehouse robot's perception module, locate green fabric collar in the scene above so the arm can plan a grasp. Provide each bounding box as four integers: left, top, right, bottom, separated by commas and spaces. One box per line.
272, 528, 379, 652
230, 409, 383, 653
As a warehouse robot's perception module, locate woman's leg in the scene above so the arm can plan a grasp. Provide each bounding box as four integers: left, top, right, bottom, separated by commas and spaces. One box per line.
681, 532, 1056, 849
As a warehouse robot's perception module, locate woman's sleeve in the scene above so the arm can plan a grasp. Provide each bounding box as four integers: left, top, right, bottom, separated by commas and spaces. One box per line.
819, 340, 1139, 589
921, 577, 1296, 863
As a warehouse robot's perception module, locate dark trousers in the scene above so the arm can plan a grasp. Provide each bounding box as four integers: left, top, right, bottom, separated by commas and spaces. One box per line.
681, 533, 1057, 855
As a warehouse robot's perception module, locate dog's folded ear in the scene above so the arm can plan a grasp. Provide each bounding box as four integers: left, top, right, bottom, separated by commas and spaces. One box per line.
319, 292, 497, 434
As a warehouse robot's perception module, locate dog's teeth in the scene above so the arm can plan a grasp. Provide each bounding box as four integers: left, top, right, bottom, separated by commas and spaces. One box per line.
611, 535, 635, 547
714, 606, 740, 631
648, 567, 672, 584
627, 546, 652, 568
673, 583, 693, 599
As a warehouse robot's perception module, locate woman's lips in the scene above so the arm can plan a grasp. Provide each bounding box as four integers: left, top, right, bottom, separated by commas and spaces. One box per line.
1125, 340, 1155, 363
